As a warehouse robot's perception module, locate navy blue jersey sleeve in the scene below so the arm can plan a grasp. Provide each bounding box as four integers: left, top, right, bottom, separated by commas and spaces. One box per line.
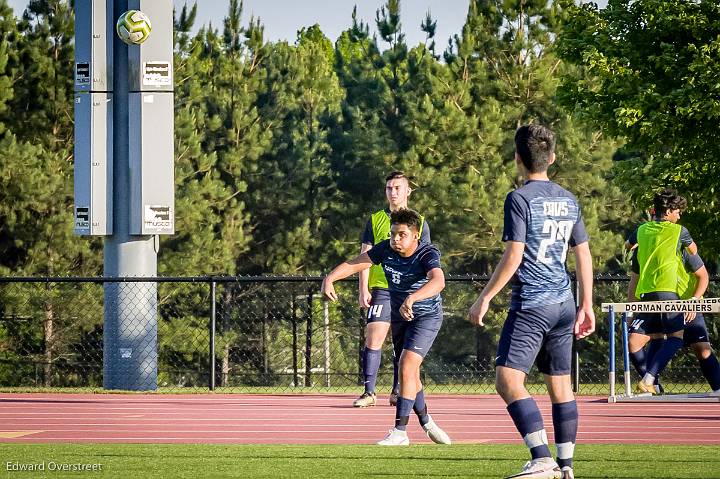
366, 240, 390, 265
502, 192, 528, 243
683, 251, 704, 273
420, 221, 431, 244
679, 226, 693, 248
360, 219, 373, 244
626, 228, 638, 246
631, 248, 639, 274
419, 246, 442, 273
569, 212, 589, 247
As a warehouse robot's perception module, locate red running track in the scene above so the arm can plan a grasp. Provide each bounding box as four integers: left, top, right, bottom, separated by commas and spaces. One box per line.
0, 394, 718, 444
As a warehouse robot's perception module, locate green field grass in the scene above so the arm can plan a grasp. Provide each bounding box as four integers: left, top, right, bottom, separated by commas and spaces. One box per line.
0, 444, 718, 479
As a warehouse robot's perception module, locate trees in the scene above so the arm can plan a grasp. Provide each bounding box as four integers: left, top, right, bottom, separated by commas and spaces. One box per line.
247, 27, 345, 274
557, 0, 720, 257
0, 0, 102, 386
163, 1, 266, 277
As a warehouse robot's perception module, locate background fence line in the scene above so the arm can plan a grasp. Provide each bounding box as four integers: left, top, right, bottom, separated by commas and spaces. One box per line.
0, 275, 717, 395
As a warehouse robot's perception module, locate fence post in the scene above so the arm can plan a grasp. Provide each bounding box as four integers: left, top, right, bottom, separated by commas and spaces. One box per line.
291, 291, 299, 387
305, 289, 313, 387
209, 279, 216, 391
609, 306, 616, 399
323, 300, 330, 387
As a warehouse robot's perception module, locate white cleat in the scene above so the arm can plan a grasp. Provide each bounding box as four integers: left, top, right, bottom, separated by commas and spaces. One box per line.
376, 428, 409, 446
505, 457, 561, 479
560, 466, 574, 479
422, 416, 451, 445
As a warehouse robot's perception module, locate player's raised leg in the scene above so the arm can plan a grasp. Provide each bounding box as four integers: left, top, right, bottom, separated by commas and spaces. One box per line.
640, 309, 685, 393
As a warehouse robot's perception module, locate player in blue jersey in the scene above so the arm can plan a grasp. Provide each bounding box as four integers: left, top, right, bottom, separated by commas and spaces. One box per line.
355, 171, 431, 408
469, 125, 595, 479
322, 208, 451, 446
627, 249, 720, 395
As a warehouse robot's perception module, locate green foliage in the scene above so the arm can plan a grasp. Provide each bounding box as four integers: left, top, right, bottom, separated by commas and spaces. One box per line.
0, 0, 659, 389
557, 0, 720, 258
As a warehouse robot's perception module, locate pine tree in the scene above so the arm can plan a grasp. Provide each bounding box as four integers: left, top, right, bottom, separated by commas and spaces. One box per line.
331, 7, 398, 259
248, 26, 345, 273
0, 1, 101, 386
162, 0, 266, 277
557, 0, 720, 257
437, 0, 634, 272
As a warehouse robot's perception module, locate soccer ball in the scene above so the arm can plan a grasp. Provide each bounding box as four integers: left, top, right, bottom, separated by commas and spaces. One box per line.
116, 10, 152, 45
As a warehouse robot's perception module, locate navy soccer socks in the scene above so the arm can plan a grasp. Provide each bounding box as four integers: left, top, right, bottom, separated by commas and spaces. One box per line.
413, 389, 430, 426
646, 337, 684, 379
507, 397, 552, 459
645, 338, 664, 373
699, 354, 720, 391
629, 348, 647, 377
395, 397, 414, 431
362, 347, 382, 394
552, 400, 578, 469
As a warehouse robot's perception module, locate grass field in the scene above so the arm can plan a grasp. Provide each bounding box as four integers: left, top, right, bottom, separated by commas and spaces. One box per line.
0, 444, 718, 479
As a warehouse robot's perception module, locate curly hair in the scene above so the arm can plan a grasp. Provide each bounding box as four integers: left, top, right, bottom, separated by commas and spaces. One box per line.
653, 188, 687, 216
390, 208, 421, 232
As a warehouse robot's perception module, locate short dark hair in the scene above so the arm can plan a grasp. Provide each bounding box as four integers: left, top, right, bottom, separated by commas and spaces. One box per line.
653, 188, 687, 216
390, 208, 421, 232
385, 171, 408, 182
514, 124, 556, 173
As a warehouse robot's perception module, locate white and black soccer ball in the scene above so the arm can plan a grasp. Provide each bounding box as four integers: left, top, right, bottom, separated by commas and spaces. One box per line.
116, 10, 152, 45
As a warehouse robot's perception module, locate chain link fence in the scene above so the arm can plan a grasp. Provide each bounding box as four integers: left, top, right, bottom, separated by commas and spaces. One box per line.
0, 276, 717, 395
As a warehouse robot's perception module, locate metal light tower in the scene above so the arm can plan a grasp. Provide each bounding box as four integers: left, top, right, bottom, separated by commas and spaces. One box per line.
74, 0, 175, 391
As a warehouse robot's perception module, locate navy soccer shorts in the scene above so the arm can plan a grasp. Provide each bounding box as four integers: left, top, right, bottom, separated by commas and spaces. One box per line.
628, 313, 662, 336
495, 299, 576, 376
638, 291, 685, 335
366, 288, 392, 324
684, 313, 710, 345
390, 306, 443, 359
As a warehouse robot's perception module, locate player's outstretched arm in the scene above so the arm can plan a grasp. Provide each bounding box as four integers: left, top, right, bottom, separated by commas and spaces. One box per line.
468, 241, 524, 326
573, 241, 595, 339
400, 268, 445, 321
358, 243, 373, 308
322, 253, 374, 302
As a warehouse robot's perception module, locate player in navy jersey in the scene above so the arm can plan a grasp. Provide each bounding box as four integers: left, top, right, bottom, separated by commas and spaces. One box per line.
355, 171, 431, 408
627, 249, 720, 395
469, 125, 595, 479
322, 208, 451, 446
